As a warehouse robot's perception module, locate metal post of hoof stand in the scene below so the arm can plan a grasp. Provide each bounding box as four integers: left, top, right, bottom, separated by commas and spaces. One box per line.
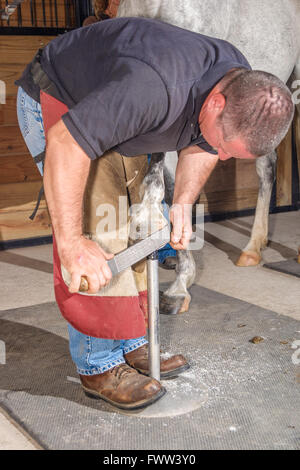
147, 251, 160, 381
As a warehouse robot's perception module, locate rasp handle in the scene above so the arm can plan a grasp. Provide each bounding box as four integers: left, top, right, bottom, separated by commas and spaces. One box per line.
79, 258, 118, 292
79, 225, 170, 292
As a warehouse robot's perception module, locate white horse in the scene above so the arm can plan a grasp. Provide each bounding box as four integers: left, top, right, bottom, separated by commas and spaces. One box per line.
114, 0, 300, 314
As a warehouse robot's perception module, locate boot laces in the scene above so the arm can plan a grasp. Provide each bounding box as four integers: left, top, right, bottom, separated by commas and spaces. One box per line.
110, 363, 136, 380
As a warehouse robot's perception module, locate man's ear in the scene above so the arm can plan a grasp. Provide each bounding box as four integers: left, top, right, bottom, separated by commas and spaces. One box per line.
207, 93, 226, 113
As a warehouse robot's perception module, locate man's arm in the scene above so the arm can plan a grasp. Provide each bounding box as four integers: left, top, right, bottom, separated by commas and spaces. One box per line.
44, 119, 113, 294
170, 145, 219, 249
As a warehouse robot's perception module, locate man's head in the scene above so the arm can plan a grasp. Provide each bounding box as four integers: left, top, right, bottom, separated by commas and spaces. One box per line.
199, 69, 295, 161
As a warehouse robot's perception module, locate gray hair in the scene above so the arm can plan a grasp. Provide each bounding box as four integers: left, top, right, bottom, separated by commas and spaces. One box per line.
219, 70, 295, 156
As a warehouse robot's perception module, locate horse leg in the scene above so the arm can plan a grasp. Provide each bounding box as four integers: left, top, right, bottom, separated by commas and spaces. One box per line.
159, 154, 196, 315
129, 152, 166, 243
160, 249, 196, 315
236, 151, 277, 266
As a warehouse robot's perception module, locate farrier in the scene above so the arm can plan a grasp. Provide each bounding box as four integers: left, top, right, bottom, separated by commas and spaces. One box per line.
16, 17, 294, 411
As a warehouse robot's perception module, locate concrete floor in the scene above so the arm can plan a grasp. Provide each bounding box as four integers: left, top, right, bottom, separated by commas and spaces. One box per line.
0, 211, 299, 449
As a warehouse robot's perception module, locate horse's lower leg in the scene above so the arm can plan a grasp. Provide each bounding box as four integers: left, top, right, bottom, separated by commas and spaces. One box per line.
160, 249, 196, 314
236, 151, 277, 266
159, 156, 196, 314
129, 152, 166, 241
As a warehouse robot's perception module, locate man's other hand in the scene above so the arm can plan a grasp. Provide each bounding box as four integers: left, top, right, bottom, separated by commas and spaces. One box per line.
169, 203, 193, 250
59, 236, 114, 294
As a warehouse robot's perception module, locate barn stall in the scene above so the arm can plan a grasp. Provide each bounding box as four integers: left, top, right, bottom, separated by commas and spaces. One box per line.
0, 0, 299, 452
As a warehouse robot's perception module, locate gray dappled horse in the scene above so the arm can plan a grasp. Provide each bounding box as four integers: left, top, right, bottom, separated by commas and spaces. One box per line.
116, 0, 300, 314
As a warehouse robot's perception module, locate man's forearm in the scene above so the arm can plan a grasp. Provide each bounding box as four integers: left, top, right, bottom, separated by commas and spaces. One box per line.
43, 119, 91, 248
169, 147, 218, 249
173, 147, 219, 205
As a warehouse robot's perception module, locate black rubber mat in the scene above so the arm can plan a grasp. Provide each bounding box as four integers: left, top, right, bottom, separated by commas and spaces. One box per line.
264, 259, 300, 278
0, 286, 300, 450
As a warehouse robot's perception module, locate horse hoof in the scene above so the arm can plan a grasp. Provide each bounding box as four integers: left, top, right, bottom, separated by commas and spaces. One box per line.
159, 291, 190, 315
236, 250, 261, 267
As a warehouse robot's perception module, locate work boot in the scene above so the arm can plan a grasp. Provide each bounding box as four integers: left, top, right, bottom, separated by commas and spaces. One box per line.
80, 363, 166, 411
124, 344, 190, 379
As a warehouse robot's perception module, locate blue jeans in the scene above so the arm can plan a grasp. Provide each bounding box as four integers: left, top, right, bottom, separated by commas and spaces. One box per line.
17, 86, 147, 375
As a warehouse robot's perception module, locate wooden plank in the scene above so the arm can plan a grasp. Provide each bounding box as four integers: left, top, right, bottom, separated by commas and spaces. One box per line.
199, 187, 259, 215
276, 126, 292, 206
0, 181, 45, 212
0, 125, 28, 156
0, 36, 55, 65
0, 196, 47, 214
0, 34, 55, 242
204, 158, 258, 193
196, 157, 259, 214
0, 154, 41, 184
0, 208, 51, 242
0, 63, 33, 95
0, 95, 18, 126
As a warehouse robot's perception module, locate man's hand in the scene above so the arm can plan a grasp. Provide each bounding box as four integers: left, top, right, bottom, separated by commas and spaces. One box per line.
169, 203, 193, 250
59, 236, 114, 294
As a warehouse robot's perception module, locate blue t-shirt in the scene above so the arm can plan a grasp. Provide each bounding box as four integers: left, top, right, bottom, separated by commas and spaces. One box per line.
16, 17, 251, 159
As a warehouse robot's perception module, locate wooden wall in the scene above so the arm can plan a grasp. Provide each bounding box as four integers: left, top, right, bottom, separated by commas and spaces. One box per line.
0, 35, 54, 243
200, 158, 259, 214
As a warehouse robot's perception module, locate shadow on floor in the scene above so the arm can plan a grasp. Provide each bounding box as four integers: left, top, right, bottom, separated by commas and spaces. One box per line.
0, 319, 114, 414
204, 231, 242, 264
0, 252, 53, 274
208, 220, 297, 261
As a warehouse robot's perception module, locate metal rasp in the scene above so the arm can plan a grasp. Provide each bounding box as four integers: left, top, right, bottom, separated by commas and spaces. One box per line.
79, 224, 170, 292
